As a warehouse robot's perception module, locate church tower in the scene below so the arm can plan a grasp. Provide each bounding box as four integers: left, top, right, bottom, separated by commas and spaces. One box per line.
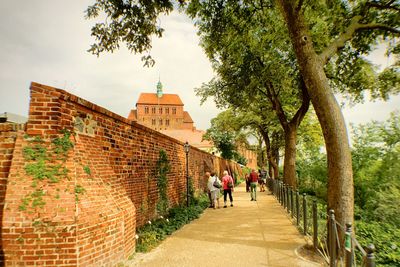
156, 79, 163, 98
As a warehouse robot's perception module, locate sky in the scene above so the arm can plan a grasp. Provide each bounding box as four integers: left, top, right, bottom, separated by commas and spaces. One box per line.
0, 0, 399, 137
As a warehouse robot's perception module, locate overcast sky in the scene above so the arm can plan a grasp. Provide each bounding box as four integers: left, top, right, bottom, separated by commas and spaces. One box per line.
0, 0, 399, 136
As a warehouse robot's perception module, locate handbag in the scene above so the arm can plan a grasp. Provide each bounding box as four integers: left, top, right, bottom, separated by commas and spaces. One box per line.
227, 177, 234, 188
213, 177, 222, 189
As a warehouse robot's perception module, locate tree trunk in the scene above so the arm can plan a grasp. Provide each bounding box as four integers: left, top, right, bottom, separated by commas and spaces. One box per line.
260, 128, 279, 179
271, 132, 281, 178
277, 0, 354, 232
283, 125, 297, 189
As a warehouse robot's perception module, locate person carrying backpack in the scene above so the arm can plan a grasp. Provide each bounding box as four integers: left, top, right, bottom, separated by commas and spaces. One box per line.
207, 171, 221, 209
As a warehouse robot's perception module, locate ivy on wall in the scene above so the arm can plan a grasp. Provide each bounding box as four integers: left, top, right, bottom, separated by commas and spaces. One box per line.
19, 130, 77, 212
156, 149, 170, 216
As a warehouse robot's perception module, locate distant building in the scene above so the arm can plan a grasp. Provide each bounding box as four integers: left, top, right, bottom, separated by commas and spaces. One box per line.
0, 112, 28, 124
128, 81, 195, 131
127, 81, 256, 169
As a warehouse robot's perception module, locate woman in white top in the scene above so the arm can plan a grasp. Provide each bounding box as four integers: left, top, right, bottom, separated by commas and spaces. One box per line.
207, 171, 221, 209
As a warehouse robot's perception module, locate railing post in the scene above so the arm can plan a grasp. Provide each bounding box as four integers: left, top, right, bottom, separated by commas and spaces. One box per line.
365, 244, 376, 267
313, 200, 318, 250
272, 179, 275, 196
303, 193, 307, 235
277, 181, 280, 202
345, 223, 353, 267
329, 209, 336, 267
296, 190, 300, 226
290, 188, 294, 218
287, 187, 291, 213
279, 182, 282, 204
283, 185, 287, 208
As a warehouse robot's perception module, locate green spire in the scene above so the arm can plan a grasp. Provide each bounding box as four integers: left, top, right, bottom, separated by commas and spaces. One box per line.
156, 78, 163, 98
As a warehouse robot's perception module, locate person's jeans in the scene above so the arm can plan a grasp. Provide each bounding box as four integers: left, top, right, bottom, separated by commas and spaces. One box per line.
223, 189, 233, 204
250, 182, 257, 200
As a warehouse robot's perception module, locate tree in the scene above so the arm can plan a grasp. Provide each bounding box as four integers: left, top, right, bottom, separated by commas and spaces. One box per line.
190, 11, 310, 187
275, 0, 399, 233
203, 109, 251, 161
351, 111, 400, 226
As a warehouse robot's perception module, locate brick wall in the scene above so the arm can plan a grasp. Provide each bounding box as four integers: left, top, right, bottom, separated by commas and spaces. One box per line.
1, 82, 243, 266
0, 123, 25, 266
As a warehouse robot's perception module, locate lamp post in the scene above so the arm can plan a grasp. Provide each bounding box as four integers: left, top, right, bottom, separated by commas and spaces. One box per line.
183, 141, 190, 207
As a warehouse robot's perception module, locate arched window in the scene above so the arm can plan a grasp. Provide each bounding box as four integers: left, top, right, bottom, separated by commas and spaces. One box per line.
145, 106, 149, 114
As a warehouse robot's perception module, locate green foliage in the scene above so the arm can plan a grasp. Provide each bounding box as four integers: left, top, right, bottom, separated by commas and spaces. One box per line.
298, 112, 400, 266
356, 221, 400, 266
52, 129, 74, 158
203, 109, 253, 161
136, 194, 209, 252
20, 130, 74, 212
85, 0, 174, 66
74, 185, 86, 202
24, 162, 68, 183
83, 165, 91, 175
23, 145, 48, 161
18, 189, 46, 211
234, 153, 247, 166
156, 150, 170, 215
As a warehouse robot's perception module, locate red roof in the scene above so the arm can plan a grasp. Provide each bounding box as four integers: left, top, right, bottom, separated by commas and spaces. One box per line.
136, 93, 184, 106
127, 109, 137, 121
183, 111, 193, 123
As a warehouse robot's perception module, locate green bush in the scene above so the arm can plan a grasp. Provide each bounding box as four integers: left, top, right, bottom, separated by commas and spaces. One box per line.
356, 221, 400, 266
135, 194, 209, 253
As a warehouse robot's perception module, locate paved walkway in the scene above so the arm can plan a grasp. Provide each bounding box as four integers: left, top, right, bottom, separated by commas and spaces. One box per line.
126, 183, 321, 267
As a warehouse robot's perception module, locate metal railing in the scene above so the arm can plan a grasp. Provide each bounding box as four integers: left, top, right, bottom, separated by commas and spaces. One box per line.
267, 178, 376, 267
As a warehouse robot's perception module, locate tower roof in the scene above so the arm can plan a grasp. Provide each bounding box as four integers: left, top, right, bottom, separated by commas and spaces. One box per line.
156, 80, 163, 98
136, 93, 184, 106
183, 111, 193, 123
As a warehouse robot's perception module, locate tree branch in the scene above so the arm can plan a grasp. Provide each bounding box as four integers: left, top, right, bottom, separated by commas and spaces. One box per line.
265, 81, 289, 132
290, 77, 310, 128
319, 16, 400, 64
366, 1, 400, 12
296, 0, 304, 13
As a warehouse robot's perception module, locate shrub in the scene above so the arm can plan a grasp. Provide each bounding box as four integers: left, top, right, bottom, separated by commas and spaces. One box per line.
135, 194, 209, 253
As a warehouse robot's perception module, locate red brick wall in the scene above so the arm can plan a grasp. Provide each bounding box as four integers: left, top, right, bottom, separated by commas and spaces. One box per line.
1, 82, 243, 266
0, 123, 25, 266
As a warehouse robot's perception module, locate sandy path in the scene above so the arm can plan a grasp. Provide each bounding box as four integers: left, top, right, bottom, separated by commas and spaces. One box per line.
125, 183, 321, 267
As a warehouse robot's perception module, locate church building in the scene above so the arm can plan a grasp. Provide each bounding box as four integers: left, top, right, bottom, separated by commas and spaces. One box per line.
128, 81, 195, 131
127, 81, 257, 169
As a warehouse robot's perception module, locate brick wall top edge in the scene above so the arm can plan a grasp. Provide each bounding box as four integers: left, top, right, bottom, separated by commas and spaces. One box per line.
0, 123, 26, 132
29, 82, 212, 154
30, 82, 131, 124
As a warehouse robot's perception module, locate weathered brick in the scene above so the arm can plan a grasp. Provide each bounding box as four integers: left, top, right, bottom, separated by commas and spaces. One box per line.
1, 82, 244, 267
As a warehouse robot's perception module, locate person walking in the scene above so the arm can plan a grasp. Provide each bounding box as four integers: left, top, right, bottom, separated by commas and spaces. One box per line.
259, 169, 266, 192
249, 169, 259, 201
205, 172, 214, 208
245, 173, 250, 192
221, 170, 234, 208
207, 171, 221, 209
